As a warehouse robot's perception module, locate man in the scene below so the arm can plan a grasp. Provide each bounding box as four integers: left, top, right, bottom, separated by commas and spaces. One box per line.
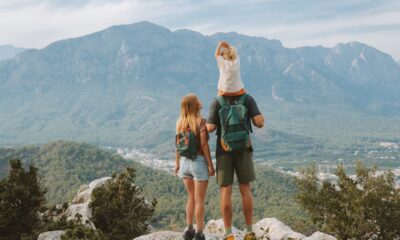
207, 94, 264, 240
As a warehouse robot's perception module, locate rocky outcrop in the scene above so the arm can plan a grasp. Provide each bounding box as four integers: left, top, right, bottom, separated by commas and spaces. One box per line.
65, 202, 95, 229
38, 177, 337, 240
253, 218, 305, 239
37, 177, 111, 239
72, 177, 111, 204
64, 177, 111, 229
303, 231, 336, 240
134, 218, 336, 240
133, 231, 183, 240
37, 230, 65, 240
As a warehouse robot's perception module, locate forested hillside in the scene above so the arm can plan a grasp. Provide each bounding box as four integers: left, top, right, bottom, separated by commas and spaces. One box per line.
0, 141, 315, 233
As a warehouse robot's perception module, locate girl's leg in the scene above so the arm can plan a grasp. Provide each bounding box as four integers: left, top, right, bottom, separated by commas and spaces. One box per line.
183, 178, 195, 226
194, 180, 209, 231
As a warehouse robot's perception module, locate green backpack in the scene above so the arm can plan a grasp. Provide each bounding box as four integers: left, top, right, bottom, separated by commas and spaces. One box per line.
216, 94, 250, 152
176, 127, 198, 159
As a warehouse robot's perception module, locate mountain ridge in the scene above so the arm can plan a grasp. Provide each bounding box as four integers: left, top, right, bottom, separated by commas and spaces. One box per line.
0, 44, 26, 60
0, 21, 399, 157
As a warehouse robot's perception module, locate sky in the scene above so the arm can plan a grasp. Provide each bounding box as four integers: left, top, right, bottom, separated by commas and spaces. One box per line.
1, 0, 400, 60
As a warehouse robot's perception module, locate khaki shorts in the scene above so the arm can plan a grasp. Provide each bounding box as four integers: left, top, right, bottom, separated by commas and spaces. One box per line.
216, 149, 256, 186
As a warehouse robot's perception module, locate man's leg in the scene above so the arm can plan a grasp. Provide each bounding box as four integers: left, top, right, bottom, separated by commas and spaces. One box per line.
239, 183, 253, 227
220, 184, 233, 229
234, 149, 256, 236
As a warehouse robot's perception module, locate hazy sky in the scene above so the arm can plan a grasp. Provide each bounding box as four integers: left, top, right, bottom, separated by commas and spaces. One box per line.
1, 0, 399, 60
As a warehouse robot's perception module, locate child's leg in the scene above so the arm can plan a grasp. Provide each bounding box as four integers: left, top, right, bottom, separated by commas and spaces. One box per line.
219, 88, 247, 97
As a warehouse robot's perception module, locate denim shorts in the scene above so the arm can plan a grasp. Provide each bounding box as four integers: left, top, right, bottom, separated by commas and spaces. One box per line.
178, 155, 209, 181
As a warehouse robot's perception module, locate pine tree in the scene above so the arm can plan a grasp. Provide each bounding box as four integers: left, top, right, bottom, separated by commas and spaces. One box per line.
0, 159, 46, 240
296, 162, 400, 239
90, 167, 157, 240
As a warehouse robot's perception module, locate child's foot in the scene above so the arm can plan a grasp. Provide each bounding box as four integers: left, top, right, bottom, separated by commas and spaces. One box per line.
223, 233, 235, 240
194, 232, 206, 240
244, 232, 256, 240
183, 228, 195, 240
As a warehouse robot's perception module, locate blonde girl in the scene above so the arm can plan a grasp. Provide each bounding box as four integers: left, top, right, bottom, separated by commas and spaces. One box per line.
175, 94, 215, 240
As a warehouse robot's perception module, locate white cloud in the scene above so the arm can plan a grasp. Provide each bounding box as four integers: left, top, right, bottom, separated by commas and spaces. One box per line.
0, 0, 191, 48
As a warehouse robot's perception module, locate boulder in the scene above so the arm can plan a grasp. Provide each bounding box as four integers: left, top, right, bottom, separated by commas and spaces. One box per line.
72, 177, 111, 204
133, 231, 183, 240
204, 219, 243, 239
65, 202, 95, 229
253, 218, 305, 240
304, 231, 337, 240
37, 230, 65, 240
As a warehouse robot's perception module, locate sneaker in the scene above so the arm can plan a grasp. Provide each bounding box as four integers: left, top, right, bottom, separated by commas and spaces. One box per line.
194, 232, 206, 240
223, 234, 235, 240
183, 228, 195, 240
244, 232, 256, 240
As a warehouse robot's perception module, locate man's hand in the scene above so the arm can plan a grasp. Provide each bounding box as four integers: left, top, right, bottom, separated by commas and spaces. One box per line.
208, 166, 215, 177
252, 114, 265, 128
207, 123, 217, 133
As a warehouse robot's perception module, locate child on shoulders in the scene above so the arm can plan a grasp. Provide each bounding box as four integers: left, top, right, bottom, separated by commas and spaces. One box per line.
215, 41, 246, 97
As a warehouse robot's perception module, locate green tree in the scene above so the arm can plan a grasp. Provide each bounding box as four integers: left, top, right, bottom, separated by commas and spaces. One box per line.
0, 159, 46, 240
296, 162, 400, 240
61, 215, 107, 240
90, 167, 157, 240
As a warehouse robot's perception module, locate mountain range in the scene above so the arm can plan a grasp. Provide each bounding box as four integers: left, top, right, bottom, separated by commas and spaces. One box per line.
0, 21, 399, 160
0, 44, 26, 60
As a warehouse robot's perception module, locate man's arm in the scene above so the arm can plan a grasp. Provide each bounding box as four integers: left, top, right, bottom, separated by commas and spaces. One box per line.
252, 114, 265, 128
207, 99, 219, 133
247, 95, 265, 128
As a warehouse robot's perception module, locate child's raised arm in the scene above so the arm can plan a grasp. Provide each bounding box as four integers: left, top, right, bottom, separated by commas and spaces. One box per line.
215, 41, 229, 59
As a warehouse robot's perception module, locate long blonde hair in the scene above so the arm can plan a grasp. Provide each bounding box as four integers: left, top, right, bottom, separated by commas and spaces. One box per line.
221, 45, 238, 61
176, 94, 202, 135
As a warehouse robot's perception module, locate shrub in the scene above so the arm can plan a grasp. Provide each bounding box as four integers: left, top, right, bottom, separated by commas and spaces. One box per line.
90, 167, 157, 240
296, 162, 400, 239
0, 159, 46, 240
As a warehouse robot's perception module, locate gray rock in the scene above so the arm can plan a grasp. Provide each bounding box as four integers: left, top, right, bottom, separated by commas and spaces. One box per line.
72, 177, 111, 204
65, 202, 95, 229
37, 230, 65, 240
253, 218, 305, 240
304, 231, 336, 240
133, 231, 183, 240
204, 219, 243, 237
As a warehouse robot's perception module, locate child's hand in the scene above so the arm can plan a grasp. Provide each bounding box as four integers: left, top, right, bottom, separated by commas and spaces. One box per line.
174, 165, 180, 176
219, 41, 229, 48
208, 166, 215, 177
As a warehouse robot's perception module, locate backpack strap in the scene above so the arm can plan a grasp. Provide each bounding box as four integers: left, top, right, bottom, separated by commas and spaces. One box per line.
238, 94, 253, 133
237, 94, 248, 105
216, 96, 227, 107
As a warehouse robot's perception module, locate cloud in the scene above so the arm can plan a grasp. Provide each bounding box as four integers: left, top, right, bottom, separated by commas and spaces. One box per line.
0, 0, 189, 48
0, 0, 399, 59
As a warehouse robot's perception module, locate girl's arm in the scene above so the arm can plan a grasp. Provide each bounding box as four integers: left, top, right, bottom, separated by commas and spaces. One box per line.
199, 121, 215, 176
215, 41, 229, 59
175, 149, 180, 176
